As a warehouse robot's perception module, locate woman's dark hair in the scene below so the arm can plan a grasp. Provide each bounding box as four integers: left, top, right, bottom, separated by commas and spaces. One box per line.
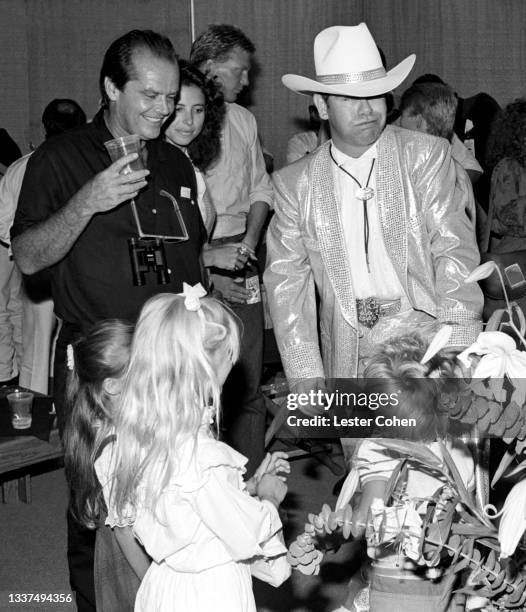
486, 98, 526, 169
63, 319, 133, 528
99, 29, 177, 109
169, 59, 225, 171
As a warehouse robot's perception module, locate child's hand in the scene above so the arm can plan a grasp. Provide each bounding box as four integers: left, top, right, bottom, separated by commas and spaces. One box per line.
246, 451, 290, 495
255, 451, 290, 481
266, 451, 290, 479
257, 473, 287, 508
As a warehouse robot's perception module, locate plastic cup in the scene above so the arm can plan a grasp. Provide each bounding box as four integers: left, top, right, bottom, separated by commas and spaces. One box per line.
7, 390, 34, 429
104, 134, 145, 173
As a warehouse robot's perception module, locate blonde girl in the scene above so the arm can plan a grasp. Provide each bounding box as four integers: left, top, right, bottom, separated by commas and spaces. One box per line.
98, 288, 290, 611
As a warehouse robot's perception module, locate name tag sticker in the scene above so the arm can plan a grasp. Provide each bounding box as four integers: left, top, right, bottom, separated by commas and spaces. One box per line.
180, 186, 192, 199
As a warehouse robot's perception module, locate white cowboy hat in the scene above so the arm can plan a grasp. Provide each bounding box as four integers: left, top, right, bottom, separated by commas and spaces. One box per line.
283, 23, 415, 98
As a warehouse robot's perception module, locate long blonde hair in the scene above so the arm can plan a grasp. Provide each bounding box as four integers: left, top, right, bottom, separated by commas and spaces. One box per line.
111, 293, 240, 516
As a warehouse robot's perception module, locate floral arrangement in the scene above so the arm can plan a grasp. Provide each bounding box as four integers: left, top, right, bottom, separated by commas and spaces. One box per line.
287, 261, 526, 611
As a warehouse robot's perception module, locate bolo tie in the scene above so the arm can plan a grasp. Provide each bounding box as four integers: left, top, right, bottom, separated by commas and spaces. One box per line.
330, 146, 376, 273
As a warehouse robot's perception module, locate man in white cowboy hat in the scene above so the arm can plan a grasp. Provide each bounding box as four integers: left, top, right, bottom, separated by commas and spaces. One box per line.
264, 24, 483, 412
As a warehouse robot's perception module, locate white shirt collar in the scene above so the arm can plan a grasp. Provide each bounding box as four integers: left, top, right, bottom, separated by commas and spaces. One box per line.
331, 140, 378, 167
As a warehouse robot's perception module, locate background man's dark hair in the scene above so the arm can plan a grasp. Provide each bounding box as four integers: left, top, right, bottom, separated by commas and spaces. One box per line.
99, 29, 177, 109
42, 99, 87, 139
400, 82, 458, 141
412, 73, 446, 86
190, 24, 255, 67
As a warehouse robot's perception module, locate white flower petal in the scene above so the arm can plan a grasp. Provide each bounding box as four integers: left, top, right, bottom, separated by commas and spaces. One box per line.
464, 261, 498, 283
507, 350, 526, 379
457, 346, 475, 370
498, 479, 526, 558
472, 353, 507, 379
420, 325, 452, 365
476, 331, 516, 353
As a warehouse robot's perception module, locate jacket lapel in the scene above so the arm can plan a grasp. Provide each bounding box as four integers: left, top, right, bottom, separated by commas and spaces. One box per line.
312, 144, 357, 329
376, 127, 408, 288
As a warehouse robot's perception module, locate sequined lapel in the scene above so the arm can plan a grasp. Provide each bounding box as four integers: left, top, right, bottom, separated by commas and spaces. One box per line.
376, 127, 407, 285
312, 144, 357, 328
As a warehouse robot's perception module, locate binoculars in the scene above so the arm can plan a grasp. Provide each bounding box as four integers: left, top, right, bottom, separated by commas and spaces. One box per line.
128, 237, 170, 286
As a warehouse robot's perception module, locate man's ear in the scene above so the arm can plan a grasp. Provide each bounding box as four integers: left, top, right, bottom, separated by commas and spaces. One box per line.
202, 59, 214, 77
104, 76, 120, 103
313, 93, 329, 121
416, 114, 427, 132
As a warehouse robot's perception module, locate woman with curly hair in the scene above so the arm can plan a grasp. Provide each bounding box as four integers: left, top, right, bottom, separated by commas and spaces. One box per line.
486, 98, 526, 252
165, 60, 225, 235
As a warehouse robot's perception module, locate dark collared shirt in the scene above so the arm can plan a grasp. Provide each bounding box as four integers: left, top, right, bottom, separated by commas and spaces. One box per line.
12, 110, 205, 327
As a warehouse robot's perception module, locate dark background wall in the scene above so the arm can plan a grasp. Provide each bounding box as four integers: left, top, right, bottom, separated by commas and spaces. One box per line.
1, 0, 525, 169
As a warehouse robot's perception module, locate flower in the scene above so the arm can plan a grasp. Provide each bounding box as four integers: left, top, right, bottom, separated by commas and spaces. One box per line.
178, 282, 207, 312
464, 261, 498, 283
457, 331, 526, 405
497, 478, 526, 558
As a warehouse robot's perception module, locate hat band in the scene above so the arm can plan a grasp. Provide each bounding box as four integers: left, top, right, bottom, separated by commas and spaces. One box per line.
317, 67, 386, 85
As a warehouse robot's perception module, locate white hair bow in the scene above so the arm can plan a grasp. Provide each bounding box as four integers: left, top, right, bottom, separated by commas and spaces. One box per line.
66, 344, 75, 371
179, 282, 207, 311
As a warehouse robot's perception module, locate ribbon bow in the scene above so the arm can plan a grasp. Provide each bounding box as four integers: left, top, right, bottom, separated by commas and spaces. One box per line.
66, 344, 75, 371
179, 282, 207, 311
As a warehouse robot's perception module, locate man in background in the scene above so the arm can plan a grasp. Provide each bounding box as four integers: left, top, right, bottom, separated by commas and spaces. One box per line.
0, 99, 86, 392
399, 81, 485, 242
191, 24, 273, 476
412, 72, 500, 210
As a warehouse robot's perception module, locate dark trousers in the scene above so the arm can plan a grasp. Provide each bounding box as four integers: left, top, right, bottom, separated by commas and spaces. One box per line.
209, 234, 267, 477
221, 299, 267, 477
55, 323, 96, 612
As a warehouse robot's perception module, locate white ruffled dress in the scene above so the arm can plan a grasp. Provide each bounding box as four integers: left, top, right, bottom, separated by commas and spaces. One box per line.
95, 434, 290, 612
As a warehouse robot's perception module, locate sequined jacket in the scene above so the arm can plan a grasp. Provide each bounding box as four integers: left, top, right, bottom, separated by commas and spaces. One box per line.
264, 126, 483, 381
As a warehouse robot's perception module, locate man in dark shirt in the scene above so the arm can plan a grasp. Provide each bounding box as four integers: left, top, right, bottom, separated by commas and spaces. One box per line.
11, 30, 205, 611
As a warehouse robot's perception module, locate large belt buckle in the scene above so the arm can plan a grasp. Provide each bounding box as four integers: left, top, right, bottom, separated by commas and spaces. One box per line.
356, 297, 380, 329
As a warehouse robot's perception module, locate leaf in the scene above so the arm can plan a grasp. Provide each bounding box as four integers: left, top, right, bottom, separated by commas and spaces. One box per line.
447, 533, 462, 556
437, 498, 456, 546
435, 570, 458, 612
335, 467, 360, 511
485, 549, 497, 571
471, 549, 482, 565
512, 302, 526, 337
420, 325, 453, 364
504, 578, 526, 606
374, 439, 443, 469
476, 537, 501, 551
383, 458, 407, 504
502, 459, 526, 480
438, 440, 472, 507
492, 443, 519, 488
451, 524, 498, 538
454, 538, 474, 573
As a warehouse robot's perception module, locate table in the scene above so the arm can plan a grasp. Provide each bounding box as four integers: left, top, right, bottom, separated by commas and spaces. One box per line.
0, 429, 63, 502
